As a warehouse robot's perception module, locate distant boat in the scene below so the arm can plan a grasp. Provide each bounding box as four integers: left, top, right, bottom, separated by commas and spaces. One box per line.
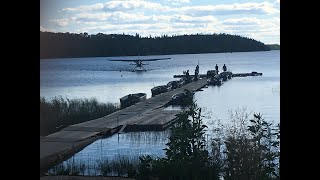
207, 77, 222, 86
206, 70, 218, 78
219, 71, 233, 81
170, 89, 194, 105
120, 93, 146, 109
151, 85, 170, 97
167, 80, 182, 90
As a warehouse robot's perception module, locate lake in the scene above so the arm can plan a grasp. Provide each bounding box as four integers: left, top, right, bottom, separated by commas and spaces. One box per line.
41, 50, 279, 172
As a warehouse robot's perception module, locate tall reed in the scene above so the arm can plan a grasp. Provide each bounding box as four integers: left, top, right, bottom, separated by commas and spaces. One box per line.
40, 96, 120, 136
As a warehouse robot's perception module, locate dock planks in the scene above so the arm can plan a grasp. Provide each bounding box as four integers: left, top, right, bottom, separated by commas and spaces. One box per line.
40, 78, 208, 173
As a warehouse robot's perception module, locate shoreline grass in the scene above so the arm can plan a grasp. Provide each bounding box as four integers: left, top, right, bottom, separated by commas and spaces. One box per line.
40, 96, 120, 136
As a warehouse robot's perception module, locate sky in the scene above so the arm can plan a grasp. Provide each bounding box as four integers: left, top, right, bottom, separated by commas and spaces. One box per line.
40, 0, 280, 44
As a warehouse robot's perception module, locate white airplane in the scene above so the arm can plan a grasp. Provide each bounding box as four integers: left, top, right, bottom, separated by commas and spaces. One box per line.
109, 57, 171, 72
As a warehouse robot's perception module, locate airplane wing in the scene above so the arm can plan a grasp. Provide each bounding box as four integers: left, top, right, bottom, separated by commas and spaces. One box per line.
139, 58, 171, 61
108, 59, 136, 62
108, 58, 171, 62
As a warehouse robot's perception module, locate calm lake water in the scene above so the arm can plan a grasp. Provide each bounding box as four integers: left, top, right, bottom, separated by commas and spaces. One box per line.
41, 50, 280, 171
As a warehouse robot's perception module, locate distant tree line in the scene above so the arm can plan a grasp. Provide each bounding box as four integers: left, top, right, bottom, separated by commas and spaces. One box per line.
267, 44, 280, 50
40, 31, 270, 59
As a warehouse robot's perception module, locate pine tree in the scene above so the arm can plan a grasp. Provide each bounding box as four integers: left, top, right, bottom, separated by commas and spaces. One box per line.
162, 102, 219, 180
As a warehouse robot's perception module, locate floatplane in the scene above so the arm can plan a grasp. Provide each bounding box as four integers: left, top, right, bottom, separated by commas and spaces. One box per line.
109, 57, 171, 72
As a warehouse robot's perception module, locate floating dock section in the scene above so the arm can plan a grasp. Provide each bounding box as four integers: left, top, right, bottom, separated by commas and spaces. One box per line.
40, 78, 208, 174
40, 71, 262, 174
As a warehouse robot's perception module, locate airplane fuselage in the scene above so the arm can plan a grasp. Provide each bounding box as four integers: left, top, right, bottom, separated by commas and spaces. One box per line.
131, 60, 147, 71
109, 57, 170, 72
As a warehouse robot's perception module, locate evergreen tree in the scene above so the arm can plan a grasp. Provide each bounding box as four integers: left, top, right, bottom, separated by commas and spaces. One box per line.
159, 102, 219, 180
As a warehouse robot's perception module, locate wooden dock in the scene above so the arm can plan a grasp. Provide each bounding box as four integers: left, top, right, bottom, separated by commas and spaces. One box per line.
174, 74, 207, 78
174, 72, 262, 78
40, 78, 208, 174
40, 70, 262, 174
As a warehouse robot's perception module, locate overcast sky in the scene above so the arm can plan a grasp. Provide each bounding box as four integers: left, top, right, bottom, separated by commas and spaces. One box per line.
40, 0, 280, 44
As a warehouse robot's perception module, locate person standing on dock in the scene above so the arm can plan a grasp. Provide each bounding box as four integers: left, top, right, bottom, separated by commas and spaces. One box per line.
223, 64, 227, 72
195, 65, 199, 81
186, 70, 192, 83
215, 64, 219, 73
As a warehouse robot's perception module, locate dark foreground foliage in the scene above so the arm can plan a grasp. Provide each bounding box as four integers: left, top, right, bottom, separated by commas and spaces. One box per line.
49, 103, 280, 180
221, 112, 280, 180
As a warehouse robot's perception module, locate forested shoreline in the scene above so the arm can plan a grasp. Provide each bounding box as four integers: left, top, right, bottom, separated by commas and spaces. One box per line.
40, 31, 270, 59
267, 44, 280, 50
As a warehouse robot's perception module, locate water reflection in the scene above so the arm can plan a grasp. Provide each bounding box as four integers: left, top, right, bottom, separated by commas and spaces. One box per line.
50, 131, 170, 175
122, 131, 170, 145
68, 131, 170, 165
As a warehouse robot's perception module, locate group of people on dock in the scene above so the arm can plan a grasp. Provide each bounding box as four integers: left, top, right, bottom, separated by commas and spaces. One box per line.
215, 64, 227, 73
183, 63, 227, 81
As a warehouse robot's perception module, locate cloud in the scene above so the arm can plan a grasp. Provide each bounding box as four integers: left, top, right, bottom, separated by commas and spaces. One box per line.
166, 0, 191, 6
223, 17, 260, 25
50, 18, 69, 27
150, 15, 171, 22
72, 15, 279, 44
40, 26, 46, 31
63, 1, 278, 16
222, 17, 279, 31
103, 0, 167, 11
180, 2, 279, 16
71, 12, 156, 24
76, 21, 99, 26
63, 0, 169, 12
48, 1, 280, 44
220, 17, 279, 43
70, 12, 217, 26
75, 18, 220, 38
40, 25, 55, 32
171, 15, 217, 23
71, 12, 112, 22
167, 0, 191, 3
63, 3, 104, 12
